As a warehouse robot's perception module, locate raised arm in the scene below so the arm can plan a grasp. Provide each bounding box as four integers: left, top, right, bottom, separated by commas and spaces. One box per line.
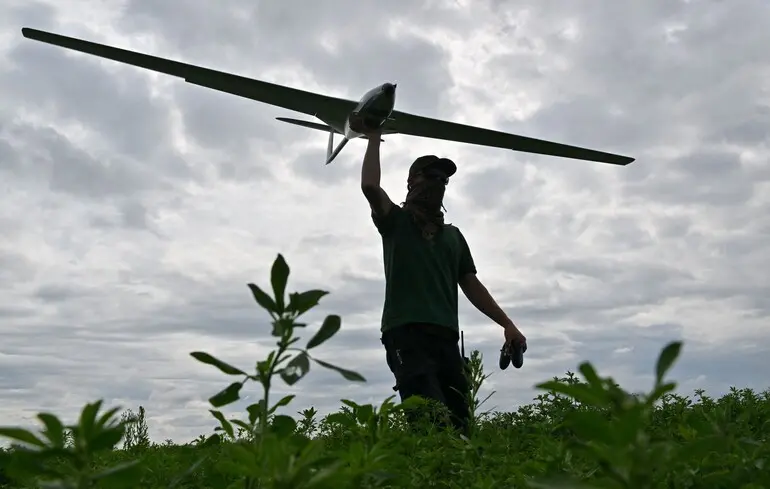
360, 130, 394, 219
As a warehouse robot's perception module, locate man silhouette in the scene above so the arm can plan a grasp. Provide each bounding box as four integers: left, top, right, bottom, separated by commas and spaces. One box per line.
359, 125, 527, 435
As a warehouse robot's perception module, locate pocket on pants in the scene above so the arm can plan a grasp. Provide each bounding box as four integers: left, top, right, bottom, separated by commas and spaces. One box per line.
390, 344, 434, 383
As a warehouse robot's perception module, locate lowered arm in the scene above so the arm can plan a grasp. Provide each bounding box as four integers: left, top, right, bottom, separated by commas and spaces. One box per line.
459, 273, 516, 329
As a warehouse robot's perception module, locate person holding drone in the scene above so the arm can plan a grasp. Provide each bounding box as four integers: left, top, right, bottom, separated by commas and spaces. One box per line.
357, 121, 527, 436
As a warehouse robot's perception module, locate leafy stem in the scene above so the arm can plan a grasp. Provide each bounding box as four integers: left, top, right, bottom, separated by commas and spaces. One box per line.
188, 254, 368, 487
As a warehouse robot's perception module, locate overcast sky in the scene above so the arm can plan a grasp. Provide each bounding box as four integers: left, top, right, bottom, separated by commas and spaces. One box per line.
1, 0, 768, 444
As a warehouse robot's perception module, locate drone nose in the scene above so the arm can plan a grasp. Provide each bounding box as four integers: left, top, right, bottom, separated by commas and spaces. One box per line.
383, 83, 396, 94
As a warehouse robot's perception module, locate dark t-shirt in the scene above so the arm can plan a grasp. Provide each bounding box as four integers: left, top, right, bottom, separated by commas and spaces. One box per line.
372, 203, 477, 337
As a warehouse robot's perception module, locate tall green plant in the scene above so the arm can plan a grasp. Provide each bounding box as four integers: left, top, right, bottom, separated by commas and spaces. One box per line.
465, 349, 496, 438
192, 254, 364, 443
189, 253, 377, 488
0, 400, 141, 488
531, 341, 685, 488
0, 254, 387, 488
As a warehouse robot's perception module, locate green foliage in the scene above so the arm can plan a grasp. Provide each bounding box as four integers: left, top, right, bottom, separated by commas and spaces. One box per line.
1, 253, 768, 488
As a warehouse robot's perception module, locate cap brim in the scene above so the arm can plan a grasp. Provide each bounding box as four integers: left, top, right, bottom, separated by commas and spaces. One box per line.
409, 154, 458, 178
429, 158, 457, 177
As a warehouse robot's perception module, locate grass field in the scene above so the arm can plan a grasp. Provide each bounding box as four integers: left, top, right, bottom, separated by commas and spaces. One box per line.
1, 255, 768, 488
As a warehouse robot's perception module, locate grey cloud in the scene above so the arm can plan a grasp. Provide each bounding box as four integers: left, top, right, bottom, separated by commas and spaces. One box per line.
119, 200, 150, 230
496, 252, 767, 333
653, 213, 695, 240
290, 147, 358, 185
296, 232, 351, 250
304, 33, 453, 118
320, 272, 386, 319
565, 321, 686, 373
116, 0, 457, 117
478, 0, 770, 195
667, 340, 770, 392
551, 257, 694, 285
3, 42, 180, 166
504, 95, 661, 158
169, 84, 286, 181
150, 289, 380, 346
10, 1, 458, 188
2, 1, 55, 30
88, 199, 158, 233
172, 85, 280, 152
623, 149, 756, 207
453, 0, 769, 353
566, 322, 770, 396
0, 40, 204, 209
0, 306, 37, 320
34, 283, 93, 303
0, 250, 36, 283
0, 137, 14, 168
712, 104, 770, 146
459, 163, 530, 213
0, 122, 151, 199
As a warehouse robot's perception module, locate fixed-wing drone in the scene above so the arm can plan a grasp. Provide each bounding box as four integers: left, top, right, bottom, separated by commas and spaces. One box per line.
21, 28, 635, 167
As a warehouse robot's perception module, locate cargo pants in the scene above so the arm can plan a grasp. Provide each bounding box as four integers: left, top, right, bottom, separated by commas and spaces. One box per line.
381, 322, 471, 435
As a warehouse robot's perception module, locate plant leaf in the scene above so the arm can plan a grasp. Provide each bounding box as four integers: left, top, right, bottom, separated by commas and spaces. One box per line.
209, 410, 234, 439
535, 381, 608, 408
247, 283, 277, 313
271, 254, 290, 312
209, 382, 243, 407
78, 400, 103, 441
577, 362, 602, 389
0, 428, 47, 448
96, 406, 122, 430
270, 415, 297, 437
190, 352, 246, 376
271, 317, 294, 337
36, 413, 65, 448
269, 395, 297, 415
288, 290, 329, 316
247, 401, 266, 425
202, 433, 221, 447
312, 358, 366, 382
90, 460, 142, 488
168, 456, 209, 488
306, 315, 341, 349
325, 412, 357, 428
89, 427, 125, 452
279, 353, 310, 385
655, 341, 682, 385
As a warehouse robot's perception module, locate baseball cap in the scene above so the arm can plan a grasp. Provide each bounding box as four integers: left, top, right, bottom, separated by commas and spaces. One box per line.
408, 155, 457, 179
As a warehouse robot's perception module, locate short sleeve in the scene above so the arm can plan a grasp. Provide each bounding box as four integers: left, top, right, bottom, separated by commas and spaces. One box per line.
371, 202, 400, 236
457, 228, 477, 276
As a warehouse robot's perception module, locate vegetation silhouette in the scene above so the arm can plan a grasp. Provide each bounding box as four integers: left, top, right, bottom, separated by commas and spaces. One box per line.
1, 254, 767, 488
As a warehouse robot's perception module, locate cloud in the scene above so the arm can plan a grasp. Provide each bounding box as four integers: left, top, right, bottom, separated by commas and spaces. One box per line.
1, 0, 768, 445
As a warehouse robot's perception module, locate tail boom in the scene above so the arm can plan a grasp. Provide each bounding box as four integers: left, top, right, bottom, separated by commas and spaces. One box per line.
326, 136, 349, 165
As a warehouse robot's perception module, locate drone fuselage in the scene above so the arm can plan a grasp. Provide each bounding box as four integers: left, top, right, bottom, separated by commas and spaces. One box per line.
343, 82, 397, 139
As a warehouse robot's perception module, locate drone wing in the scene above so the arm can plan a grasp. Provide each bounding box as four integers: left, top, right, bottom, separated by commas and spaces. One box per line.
20, 28, 357, 126
384, 110, 635, 166
20, 28, 634, 165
